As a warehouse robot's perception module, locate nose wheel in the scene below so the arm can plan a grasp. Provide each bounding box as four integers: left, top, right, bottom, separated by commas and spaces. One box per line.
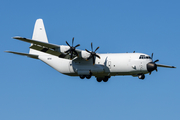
138, 74, 145, 80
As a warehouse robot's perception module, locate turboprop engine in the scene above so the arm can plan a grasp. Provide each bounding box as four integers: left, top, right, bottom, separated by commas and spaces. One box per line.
80, 51, 90, 60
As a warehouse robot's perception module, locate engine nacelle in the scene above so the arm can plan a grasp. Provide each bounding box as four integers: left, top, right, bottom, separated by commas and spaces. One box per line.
54, 45, 70, 53
80, 51, 90, 60
54, 46, 91, 60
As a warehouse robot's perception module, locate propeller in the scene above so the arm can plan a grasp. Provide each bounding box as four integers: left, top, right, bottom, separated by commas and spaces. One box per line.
65, 37, 80, 60
85, 43, 100, 65
147, 53, 159, 75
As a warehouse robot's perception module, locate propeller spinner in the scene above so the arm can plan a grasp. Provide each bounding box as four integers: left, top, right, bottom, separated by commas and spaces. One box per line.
65, 37, 80, 60
147, 53, 159, 75
85, 43, 100, 65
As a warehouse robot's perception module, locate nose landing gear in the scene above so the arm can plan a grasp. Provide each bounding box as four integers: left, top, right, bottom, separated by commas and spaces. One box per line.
138, 74, 145, 80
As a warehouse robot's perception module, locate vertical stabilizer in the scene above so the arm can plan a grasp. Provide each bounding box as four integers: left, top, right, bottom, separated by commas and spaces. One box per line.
29, 19, 49, 55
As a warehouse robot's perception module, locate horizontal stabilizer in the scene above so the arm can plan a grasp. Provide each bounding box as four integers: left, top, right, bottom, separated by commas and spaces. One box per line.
5, 51, 38, 59
13, 37, 59, 49
157, 64, 176, 68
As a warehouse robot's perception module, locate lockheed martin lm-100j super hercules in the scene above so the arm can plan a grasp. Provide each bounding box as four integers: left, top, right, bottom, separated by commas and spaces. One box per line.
6, 19, 176, 82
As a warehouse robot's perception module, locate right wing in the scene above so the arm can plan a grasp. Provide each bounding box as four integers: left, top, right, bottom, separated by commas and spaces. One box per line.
13, 36, 60, 48
13, 37, 81, 59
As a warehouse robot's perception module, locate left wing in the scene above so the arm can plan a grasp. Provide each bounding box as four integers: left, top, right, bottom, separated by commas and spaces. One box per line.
157, 64, 176, 68
5, 51, 38, 59
13, 37, 81, 59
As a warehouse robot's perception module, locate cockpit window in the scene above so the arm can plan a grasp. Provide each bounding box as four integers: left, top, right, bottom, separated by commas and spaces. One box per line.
146, 56, 150, 59
139, 55, 145, 59
139, 55, 151, 59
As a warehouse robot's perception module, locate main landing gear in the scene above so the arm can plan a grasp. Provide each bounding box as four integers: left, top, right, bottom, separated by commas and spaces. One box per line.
79, 75, 110, 82
79, 75, 92, 79
96, 76, 110, 82
79, 71, 92, 79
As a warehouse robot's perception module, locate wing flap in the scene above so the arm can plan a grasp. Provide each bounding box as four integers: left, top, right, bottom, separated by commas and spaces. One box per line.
5, 51, 38, 59
30, 45, 68, 58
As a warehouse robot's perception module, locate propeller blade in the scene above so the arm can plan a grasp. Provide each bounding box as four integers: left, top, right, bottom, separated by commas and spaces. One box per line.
151, 53, 153, 60
85, 49, 91, 53
65, 49, 70, 53
74, 51, 79, 57
75, 44, 80, 48
154, 59, 159, 63
70, 51, 73, 60
91, 43, 93, 51
87, 55, 93, 61
95, 47, 99, 52
66, 41, 71, 47
93, 56, 95, 65
72, 37, 74, 46
95, 54, 101, 59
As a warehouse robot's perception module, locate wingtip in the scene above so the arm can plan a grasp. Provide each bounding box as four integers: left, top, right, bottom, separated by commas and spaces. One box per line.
12, 36, 22, 39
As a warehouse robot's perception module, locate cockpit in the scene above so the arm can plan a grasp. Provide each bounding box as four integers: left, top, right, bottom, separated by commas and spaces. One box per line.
139, 55, 151, 59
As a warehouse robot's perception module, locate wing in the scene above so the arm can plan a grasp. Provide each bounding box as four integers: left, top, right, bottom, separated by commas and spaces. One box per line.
13, 36, 59, 48
5, 51, 38, 59
156, 64, 176, 68
13, 36, 81, 59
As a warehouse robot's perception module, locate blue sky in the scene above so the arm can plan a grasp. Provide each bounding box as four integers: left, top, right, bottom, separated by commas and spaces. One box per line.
1, 0, 180, 120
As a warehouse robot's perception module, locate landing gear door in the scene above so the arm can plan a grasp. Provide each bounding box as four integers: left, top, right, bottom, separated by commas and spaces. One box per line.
69, 61, 74, 73
140, 62, 143, 71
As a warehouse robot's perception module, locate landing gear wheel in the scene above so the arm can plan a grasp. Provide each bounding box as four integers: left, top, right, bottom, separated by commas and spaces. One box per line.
79, 75, 85, 79
138, 74, 145, 80
96, 78, 102, 82
86, 75, 91, 79
103, 77, 109, 82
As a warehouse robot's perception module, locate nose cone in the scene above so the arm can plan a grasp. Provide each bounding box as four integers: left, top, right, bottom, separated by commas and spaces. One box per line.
147, 62, 157, 72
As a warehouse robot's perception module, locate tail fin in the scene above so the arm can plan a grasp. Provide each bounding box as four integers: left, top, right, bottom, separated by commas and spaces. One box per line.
29, 19, 49, 55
